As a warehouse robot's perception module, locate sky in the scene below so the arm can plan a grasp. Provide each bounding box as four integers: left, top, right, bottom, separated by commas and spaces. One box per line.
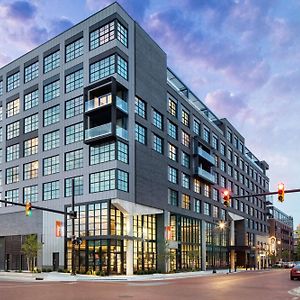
0, 0, 299, 226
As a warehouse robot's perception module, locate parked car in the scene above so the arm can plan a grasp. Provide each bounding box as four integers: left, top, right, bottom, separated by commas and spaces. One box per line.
290, 264, 300, 280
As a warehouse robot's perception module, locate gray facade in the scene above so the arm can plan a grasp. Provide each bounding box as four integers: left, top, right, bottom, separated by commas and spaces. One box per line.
0, 2, 270, 273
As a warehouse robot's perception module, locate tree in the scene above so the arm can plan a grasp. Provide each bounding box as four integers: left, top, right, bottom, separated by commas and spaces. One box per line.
21, 234, 42, 272
296, 243, 300, 261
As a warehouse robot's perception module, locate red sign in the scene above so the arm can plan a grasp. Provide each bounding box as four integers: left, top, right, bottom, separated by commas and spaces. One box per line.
56, 221, 62, 237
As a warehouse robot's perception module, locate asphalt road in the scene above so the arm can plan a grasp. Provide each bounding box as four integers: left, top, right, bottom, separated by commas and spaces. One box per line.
0, 269, 299, 300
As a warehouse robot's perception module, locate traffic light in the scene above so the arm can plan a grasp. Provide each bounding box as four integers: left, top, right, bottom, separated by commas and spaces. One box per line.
278, 183, 285, 202
25, 201, 32, 217
223, 190, 230, 207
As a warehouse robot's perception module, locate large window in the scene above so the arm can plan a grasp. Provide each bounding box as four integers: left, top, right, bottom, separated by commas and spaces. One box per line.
6, 121, 20, 140
65, 176, 83, 197
44, 80, 60, 102
24, 185, 38, 203
43, 181, 60, 201
135, 123, 146, 144
66, 38, 83, 62
181, 130, 190, 147
153, 109, 163, 130
43, 105, 60, 126
24, 114, 38, 133
168, 166, 178, 184
117, 56, 127, 79
135, 97, 146, 118
23, 161, 38, 180
0, 80, 3, 96
7, 72, 20, 92
90, 169, 115, 193
24, 61, 39, 83
90, 142, 115, 165
167, 120, 177, 140
168, 98, 177, 117
65, 95, 83, 119
168, 189, 178, 206
117, 22, 128, 47
44, 50, 60, 73
117, 141, 128, 164
117, 170, 128, 192
182, 173, 190, 189
65, 69, 83, 93
43, 155, 60, 176
24, 89, 39, 110
6, 98, 20, 118
181, 194, 191, 210
152, 134, 163, 154
65, 149, 83, 171
5, 189, 19, 205
168, 143, 177, 161
6, 166, 19, 184
43, 130, 60, 151
90, 21, 115, 50
65, 122, 83, 144
6, 144, 19, 162
181, 108, 190, 127
24, 137, 38, 156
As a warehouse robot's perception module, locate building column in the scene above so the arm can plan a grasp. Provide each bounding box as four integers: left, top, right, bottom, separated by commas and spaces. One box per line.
230, 220, 235, 271
201, 220, 206, 271
157, 211, 170, 273
126, 215, 134, 276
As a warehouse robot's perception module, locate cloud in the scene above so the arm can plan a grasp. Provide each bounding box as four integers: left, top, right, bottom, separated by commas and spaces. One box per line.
49, 17, 74, 37
6, 0, 37, 21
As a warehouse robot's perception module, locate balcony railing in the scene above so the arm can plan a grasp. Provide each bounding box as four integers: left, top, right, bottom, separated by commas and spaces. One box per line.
85, 94, 112, 112
116, 96, 128, 113
197, 147, 215, 165
195, 167, 215, 184
85, 123, 112, 140
116, 126, 128, 140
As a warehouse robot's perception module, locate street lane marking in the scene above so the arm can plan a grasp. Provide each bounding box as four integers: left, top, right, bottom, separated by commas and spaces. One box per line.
288, 287, 300, 297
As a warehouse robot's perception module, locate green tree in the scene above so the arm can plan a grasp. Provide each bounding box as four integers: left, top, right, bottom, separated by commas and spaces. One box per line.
21, 234, 42, 272
296, 243, 300, 260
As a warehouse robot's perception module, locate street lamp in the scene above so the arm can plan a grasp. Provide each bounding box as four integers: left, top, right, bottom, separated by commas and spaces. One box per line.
212, 220, 227, 274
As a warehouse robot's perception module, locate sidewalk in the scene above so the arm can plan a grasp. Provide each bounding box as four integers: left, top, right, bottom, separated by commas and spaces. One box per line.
0, 268, 246, 282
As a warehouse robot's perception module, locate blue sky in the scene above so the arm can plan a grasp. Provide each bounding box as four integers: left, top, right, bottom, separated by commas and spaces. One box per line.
0, 0, 299, 226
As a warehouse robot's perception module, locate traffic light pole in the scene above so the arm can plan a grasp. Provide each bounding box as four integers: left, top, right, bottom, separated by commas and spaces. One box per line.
231, 188, 300, 199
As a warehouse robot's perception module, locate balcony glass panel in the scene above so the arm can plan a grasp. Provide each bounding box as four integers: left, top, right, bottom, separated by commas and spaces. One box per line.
85, 94, 112, 112
85, 123, 112, 140
116, 126, 128, 140
197, 147, 215, 165
196, 167, 215, 183
116, 96, 128, 113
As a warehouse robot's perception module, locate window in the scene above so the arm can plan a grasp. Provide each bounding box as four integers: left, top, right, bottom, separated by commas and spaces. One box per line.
168, 97, 177, 117
168, 143, 177, 161
0, 106, 2, 121
153, 109, 163, 129
117, 56, 128, 79
6, 166, 19, 184
181, 108, 189, 127
43, 155, 60, 176
7, 72, 20, 92
90, 142, 115, 165
181, 194, 191, 210
90, 21, 115, 50
65, 95, 83, 119
24, 137, 38, 156
6, 144, 19, 162
117, 22, 128, 47
90, 55, 115, 82
167, 120, 177, 139
66, 38, 83, 62
213, 206, 219, 218
43, 181, 60, 201
24, 185, 38, 203
24, 161, 38, 180
90, 169, 115, 193
43, 130, 60, 151
5, 189, 19, 205
24, 61, 39, 83
194, 178, 201, 193
168, 189, 178, 206
220, 159, 226, 172
44, 50, 60, 73
204, 202, 211, 216
181, 151, 190, 168
135, 123, 146, 144
135, 97, 146, 118
24, 89, 38, 110
117, 141, 128, 164
195, 199, 201, 213
212, 188, 219, 201
152, 134, 163, 154
227, 147, 233, 161
6, 121, 20, 140
65, 176, 83, 197
220, 142, 225, 155
168, 166, 178, 184
117, 169, 128, 192
181, 130, 190, 147
227, 130, 232, 143
203, 126, 210, 143
204, 184, 210, 197
0, 80, 3, 96
65, 69, 83, 93
43, 105, 60, 126
65, 149, 83, 171
182, 173, 190, 189
6, 98, 20, 118
44, 80, 60, 102
24, 114, 38, 133
193, 118, 201, 135
65, 122, 83, 144
212, 135, 218, 150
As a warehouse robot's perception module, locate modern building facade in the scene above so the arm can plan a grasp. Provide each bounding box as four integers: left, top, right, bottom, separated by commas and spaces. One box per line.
0, 2, 270, 274
267, 205, 293, 262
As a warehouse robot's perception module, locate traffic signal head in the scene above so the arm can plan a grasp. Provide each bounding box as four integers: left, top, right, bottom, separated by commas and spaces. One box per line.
278, 183, 285, 202
223, 190, 231, 207
25, 201, 32, 217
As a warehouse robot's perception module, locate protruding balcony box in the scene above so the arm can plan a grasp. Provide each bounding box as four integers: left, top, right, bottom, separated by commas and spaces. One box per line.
197, 147, 215, 166
85, 94, 112, 113
195, 167, 215, 184
116, 126, 128, 140
85, 123, 112, 142
116, 96, 128, 113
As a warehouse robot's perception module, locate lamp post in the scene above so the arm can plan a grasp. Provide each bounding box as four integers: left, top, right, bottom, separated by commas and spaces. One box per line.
212, 221, 226, 274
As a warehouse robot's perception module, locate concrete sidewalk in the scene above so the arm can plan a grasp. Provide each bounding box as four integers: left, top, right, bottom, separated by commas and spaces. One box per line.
0, 269, 247, 282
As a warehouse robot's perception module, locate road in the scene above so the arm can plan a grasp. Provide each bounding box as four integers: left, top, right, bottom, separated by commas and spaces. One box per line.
0, 269, 299, 300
